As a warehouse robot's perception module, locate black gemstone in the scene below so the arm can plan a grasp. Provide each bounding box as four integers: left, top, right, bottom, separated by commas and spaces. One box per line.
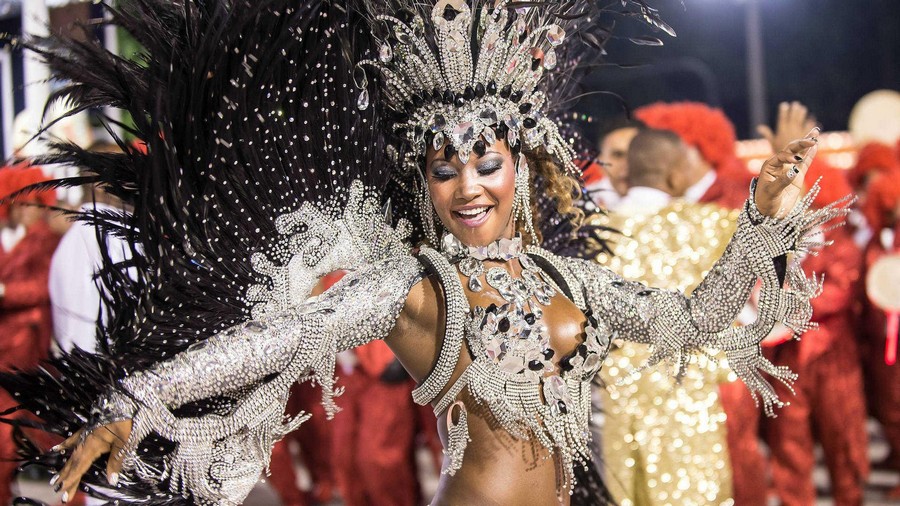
475, 83, 486, 97
421, 90, 431, 101
424, 131, 434, 145
403, 100, 413, 112
443, 90, 454, 104
528, 360, 543, 371
560, 356, 573, 371
486, 303, 498, 313
510, 90, 523, 103
637, 290, 653, 296
542, 349, 555, 360
498, 317, 510, 333
524, 313, 536, 325
412, 94, 424, 107
444, 143, 457, 160
523, 117, 537, 129
577, 344, 588, 356
611, 281, 625, 287
495, 123, 508, 137
472, 140, 486, 157
454, 93, 465, 107
487, 80, 497, 95
464, 86, 476, 100
414, 125, 423, 138
518, 102, 533, 114
499, 85, 512, 99
558, 400, 568, 414
531, 57, 541, 71
432, 87, 441, 101
442, 4, 459, 21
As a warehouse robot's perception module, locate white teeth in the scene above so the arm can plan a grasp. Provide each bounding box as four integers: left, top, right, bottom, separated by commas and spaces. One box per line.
457, 206, 489, 217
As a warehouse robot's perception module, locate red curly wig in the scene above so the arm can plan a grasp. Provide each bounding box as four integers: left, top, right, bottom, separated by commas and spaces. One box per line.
805, 158, 851, 209
863, 169, 900, 233
634, 101, 738, 172
849, 142, 899, 189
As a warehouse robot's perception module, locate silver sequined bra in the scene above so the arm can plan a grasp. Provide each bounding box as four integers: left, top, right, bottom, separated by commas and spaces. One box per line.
96, 181, 847, 505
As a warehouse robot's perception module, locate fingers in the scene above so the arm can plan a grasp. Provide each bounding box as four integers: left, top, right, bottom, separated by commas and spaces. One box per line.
56, 433, 108, 502
106, 444, 124, 487
52, 430, 84, 454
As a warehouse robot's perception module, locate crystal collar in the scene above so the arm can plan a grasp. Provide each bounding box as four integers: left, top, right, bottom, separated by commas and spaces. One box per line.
441, 233, 523, 261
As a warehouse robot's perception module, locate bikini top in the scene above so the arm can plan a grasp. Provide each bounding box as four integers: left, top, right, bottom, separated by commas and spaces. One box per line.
412, 235, 612, 490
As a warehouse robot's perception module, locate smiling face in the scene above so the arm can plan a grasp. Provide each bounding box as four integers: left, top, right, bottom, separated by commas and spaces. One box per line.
425, 141, 517, 247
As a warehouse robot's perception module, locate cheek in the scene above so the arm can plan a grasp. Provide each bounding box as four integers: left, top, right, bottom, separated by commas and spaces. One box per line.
484, 168, 516, 210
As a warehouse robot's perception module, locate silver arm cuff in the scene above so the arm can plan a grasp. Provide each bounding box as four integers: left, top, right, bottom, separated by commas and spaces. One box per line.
569, 179, 852, 415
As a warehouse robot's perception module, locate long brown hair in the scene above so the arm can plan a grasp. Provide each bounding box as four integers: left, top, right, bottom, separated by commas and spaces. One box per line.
522, 147, 584, 245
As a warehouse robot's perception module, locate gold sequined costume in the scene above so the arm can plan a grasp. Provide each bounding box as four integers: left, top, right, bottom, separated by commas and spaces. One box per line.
592, 201, 739, 506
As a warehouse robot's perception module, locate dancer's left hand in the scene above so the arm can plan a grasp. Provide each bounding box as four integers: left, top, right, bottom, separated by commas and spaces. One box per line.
754, 127, 819, 218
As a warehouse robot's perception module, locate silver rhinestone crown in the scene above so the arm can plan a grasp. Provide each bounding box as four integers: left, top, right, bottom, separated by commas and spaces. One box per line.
356, 0, 579, 176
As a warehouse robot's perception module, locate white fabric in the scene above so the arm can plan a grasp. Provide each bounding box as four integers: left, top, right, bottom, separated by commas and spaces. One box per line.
609, 186, 672, 216
49, 203, 131, 353
585, 177, 622, 211
0, 224, 26, 252
683, 170, 717, 204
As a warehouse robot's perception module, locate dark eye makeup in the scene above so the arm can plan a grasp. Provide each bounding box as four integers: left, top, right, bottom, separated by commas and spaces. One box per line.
430, 156, 503, 181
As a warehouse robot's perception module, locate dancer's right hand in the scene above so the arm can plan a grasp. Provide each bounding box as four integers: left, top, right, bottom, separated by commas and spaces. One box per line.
51, 419, 132, 503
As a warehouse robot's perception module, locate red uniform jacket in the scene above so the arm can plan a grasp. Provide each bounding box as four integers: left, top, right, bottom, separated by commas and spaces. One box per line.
797, 226, 862, 364
0, 221, 59, 371
699, 173, 749, 211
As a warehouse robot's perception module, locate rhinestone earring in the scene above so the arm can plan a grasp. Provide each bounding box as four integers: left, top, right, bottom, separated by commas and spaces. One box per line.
513, 153, 536, 242
417, 173, 440, 245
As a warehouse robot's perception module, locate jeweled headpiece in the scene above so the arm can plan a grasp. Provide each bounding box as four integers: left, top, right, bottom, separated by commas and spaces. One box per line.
357, 0, 591, 177
355, 0, 672, 246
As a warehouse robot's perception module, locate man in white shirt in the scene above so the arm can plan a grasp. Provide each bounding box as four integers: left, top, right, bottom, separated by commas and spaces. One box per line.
610, 128, 689, 214
49, 199, 132, 354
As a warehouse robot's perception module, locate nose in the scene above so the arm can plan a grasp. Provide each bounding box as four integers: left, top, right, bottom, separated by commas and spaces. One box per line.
456, 167, 483, 201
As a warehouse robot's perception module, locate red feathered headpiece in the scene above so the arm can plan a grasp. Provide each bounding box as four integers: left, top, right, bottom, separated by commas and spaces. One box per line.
863, 169, 900, 233
634, 101, 738, 172
849, 142, 899, 189
805, 158, 851, 209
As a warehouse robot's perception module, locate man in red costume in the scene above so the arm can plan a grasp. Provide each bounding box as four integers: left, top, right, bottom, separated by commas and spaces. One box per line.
847, 142, 900, 248
762, 162, 869, 505
634, 101, 751, 210
860, 167, 900, 499
269, 271, 436, 506
0, 166, 60, 505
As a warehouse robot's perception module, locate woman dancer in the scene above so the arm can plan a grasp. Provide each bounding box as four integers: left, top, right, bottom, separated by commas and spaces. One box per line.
2, 1, 845, 504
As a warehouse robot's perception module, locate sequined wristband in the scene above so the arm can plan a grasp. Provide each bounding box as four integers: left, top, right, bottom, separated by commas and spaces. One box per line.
88, 389, 138, 431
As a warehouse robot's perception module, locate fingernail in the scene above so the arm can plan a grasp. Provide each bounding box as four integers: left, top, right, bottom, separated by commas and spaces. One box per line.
49, 474, 59, 487
61, 491, 68, 503
109, 472, 119, 486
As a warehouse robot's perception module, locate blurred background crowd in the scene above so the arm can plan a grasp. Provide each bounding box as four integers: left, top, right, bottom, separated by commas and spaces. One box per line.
0, 0, 898, 505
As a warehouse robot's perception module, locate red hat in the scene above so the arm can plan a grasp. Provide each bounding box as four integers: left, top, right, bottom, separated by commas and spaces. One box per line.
849, 142, 899, 189
0, 165, 55, 209
634, 101, 738, 172
863, 169, 900, 233
805, 158, 852, 209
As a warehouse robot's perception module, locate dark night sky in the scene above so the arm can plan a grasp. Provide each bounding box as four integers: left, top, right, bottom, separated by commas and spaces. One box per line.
579, 0, 900, 140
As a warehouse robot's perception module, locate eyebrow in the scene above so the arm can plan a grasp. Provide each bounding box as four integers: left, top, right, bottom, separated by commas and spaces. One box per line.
433, 149, 502, 163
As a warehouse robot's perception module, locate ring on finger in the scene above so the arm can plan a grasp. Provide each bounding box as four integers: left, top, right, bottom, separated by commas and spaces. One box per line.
786, 165, 800, 180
